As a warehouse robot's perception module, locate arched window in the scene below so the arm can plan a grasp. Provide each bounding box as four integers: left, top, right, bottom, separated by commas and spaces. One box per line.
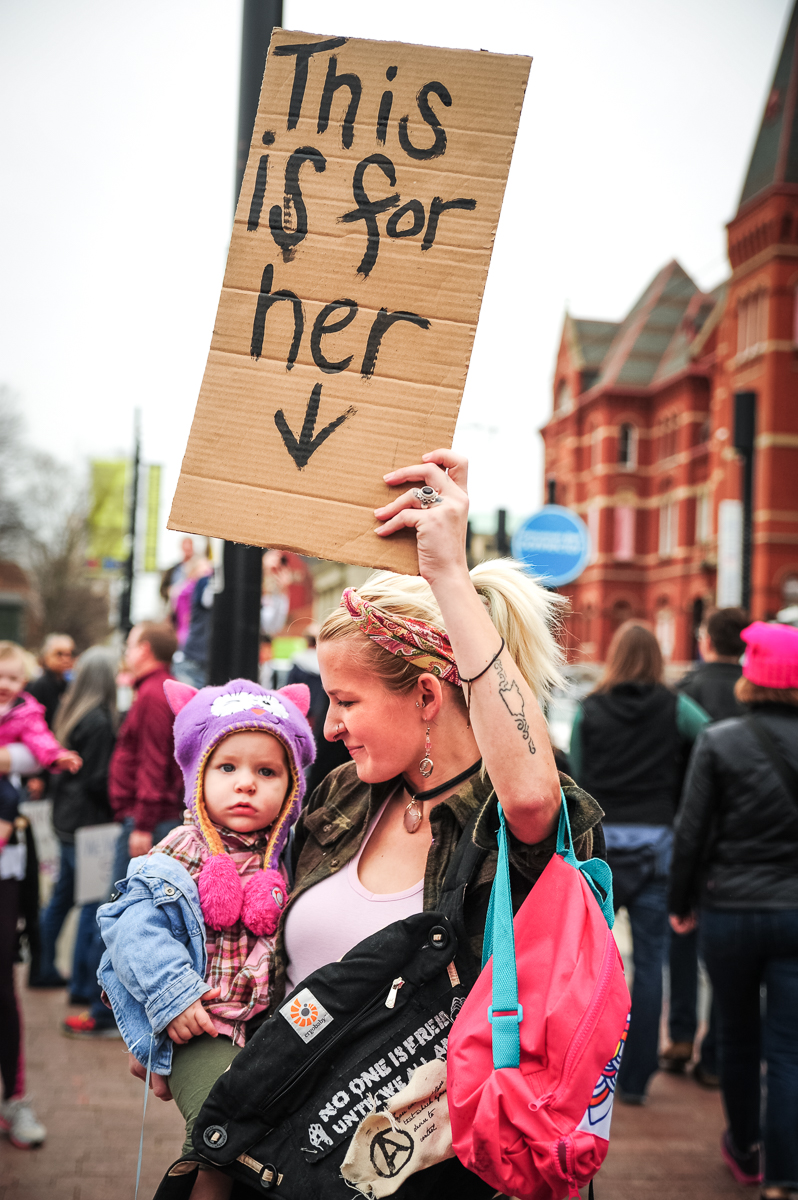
659, 499, 678, 557
655, 603, 675, 662
695, 491, 711, 544
737, 291, 768, 356
611, 599, 633, 629
618, 422, 637, 469
613, 505, 635, 561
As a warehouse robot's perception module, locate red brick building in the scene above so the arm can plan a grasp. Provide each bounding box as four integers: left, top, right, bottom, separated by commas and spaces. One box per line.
542, 2, 798, 665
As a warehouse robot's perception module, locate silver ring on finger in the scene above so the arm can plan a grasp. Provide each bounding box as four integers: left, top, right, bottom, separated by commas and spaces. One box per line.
413, 486, 443, 508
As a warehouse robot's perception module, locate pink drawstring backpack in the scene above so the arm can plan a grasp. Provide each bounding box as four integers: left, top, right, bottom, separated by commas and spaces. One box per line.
448, 794, 630, 1200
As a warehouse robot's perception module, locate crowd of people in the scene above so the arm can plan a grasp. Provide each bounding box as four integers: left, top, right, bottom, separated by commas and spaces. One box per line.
568, 605, 798, 1198
0, 492, 796, 1199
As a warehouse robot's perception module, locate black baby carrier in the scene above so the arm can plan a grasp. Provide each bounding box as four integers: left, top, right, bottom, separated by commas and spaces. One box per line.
155, 810, 496, 1199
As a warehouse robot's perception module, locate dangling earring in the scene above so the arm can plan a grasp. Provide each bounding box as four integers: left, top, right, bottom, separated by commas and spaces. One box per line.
403, 727, 433, 833
419, 726, 433, 778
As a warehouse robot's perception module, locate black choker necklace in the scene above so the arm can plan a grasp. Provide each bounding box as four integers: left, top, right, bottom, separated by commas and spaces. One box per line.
403, 759, 483, 803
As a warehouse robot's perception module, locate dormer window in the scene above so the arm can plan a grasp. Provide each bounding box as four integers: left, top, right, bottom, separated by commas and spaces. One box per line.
556, 380, 573, 414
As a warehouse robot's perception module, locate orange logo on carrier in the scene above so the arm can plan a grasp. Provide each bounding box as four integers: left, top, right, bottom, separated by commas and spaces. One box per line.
280, 986, 332, 1042
289, 998, 319, 1028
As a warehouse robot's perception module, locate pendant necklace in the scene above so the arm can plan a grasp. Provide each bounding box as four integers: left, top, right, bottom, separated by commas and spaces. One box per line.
401, 759, 483, 834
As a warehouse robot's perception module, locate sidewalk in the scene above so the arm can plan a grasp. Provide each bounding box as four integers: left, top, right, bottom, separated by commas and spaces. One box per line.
2, 970, 744, 1200
1, 972, 185, 1200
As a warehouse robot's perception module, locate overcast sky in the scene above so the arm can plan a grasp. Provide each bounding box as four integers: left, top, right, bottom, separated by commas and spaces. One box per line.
0, 0, 791, 562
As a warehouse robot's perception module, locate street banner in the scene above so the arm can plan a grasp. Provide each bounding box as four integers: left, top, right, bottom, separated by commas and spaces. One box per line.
144, 464, 162, 573
86, 460, 129, 572
169, 31, 530, 573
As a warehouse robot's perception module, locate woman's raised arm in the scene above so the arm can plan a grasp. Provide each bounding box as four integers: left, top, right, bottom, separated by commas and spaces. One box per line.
375, 450, 561, 844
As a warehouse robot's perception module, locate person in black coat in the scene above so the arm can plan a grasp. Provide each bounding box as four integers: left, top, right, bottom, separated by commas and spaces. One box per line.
677, 607, 747, 722
670, 622, 798, 1198
36, 648, 117, 995
663, 607, 749, 1083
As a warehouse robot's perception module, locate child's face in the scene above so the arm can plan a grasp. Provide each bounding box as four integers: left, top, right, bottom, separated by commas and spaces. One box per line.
0, 657, 26, 706
203, 730, 291, 834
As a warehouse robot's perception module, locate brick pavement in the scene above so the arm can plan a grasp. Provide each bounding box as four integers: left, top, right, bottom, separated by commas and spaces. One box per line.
2, 971, 743, 1200
1, 972, 185, 1200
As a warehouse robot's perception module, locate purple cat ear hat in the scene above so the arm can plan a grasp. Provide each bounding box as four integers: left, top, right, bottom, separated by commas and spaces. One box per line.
164, 678, 316, 937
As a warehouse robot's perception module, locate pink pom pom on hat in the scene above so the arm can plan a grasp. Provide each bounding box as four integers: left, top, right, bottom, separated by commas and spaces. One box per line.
163, 678, 316, 936
741, 621, 798, 689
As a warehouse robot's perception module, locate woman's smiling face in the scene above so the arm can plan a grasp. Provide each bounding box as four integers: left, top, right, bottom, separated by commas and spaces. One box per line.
318, 640, 424, 784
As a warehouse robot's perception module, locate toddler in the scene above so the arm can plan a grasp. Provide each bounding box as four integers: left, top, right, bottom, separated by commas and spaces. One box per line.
96, 679, 315, 1200
0, 639, 82, 834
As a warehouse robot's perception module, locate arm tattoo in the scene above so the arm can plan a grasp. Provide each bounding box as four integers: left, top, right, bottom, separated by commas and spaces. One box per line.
493, 657, 536, 755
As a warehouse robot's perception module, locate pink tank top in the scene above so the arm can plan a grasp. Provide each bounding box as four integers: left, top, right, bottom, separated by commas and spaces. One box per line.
285, 795, 424, 989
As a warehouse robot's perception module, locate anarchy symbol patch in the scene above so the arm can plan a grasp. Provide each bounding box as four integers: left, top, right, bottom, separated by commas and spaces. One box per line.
369, 1128, 414, 1178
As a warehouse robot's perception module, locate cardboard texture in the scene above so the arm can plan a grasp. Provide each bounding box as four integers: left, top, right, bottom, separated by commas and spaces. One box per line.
169, 30, 530, 573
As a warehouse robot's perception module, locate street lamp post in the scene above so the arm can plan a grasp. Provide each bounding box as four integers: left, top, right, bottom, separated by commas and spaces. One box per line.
733, 390, 756, 613
208, 1, 283, 686
119, 409, 141, 636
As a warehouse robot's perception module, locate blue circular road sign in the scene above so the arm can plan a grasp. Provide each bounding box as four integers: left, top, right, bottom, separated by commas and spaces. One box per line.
511, 505, 591, 586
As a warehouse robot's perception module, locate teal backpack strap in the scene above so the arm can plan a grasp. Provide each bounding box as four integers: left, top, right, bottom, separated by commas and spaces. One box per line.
483, 803, 523, 1069
557, 788, 615, 928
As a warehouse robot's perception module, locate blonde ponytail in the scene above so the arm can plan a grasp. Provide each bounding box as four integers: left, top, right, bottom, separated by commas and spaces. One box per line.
319, 559, 567, 703
469, 559, 567, 702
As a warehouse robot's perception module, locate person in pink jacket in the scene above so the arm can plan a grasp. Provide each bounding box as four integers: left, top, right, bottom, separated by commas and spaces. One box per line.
0, 642, 82, 777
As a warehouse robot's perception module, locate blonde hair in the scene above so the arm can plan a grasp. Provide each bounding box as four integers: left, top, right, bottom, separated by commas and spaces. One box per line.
0, 640, 35, 681
53, 647, 118, 746
319, 559, 567, 703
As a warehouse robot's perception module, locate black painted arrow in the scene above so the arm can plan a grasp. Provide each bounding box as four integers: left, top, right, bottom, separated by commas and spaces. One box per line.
274, 383, 356, 470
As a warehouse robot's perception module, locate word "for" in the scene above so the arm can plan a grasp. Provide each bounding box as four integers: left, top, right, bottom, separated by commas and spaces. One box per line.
247, 148, 475, 277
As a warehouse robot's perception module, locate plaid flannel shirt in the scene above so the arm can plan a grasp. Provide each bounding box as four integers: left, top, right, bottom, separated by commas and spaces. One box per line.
253, 763, 605, 1036
154, 821, 280, 1047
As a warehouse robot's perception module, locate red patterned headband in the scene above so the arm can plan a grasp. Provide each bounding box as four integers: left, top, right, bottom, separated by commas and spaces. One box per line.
341, 588, 461, 687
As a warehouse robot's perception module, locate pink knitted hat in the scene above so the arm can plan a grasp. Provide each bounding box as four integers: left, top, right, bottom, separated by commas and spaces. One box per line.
164, 678, 316, 937
741, 621, 798, 689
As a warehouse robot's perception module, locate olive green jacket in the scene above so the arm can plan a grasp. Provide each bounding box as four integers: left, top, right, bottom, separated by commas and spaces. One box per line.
252, 763, 605, 1032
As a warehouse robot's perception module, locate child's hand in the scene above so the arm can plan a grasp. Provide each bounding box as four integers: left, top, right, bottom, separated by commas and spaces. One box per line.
167, 988, 222, 1044
54, 750, 82, 774
0, 818, 12, 847
128, 1052, 173, 1101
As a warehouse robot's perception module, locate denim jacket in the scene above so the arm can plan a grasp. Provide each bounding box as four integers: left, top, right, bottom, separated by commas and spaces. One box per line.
97, 852, 208, 1074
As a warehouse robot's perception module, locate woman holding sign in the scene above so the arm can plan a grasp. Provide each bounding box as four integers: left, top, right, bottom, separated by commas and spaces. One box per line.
154, 451, 608, 1200
162, 453, 607, 1195
281, 449, 601, 986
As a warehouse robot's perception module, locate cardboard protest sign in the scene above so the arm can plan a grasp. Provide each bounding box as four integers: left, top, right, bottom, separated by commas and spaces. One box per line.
169, 31, 530, 573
